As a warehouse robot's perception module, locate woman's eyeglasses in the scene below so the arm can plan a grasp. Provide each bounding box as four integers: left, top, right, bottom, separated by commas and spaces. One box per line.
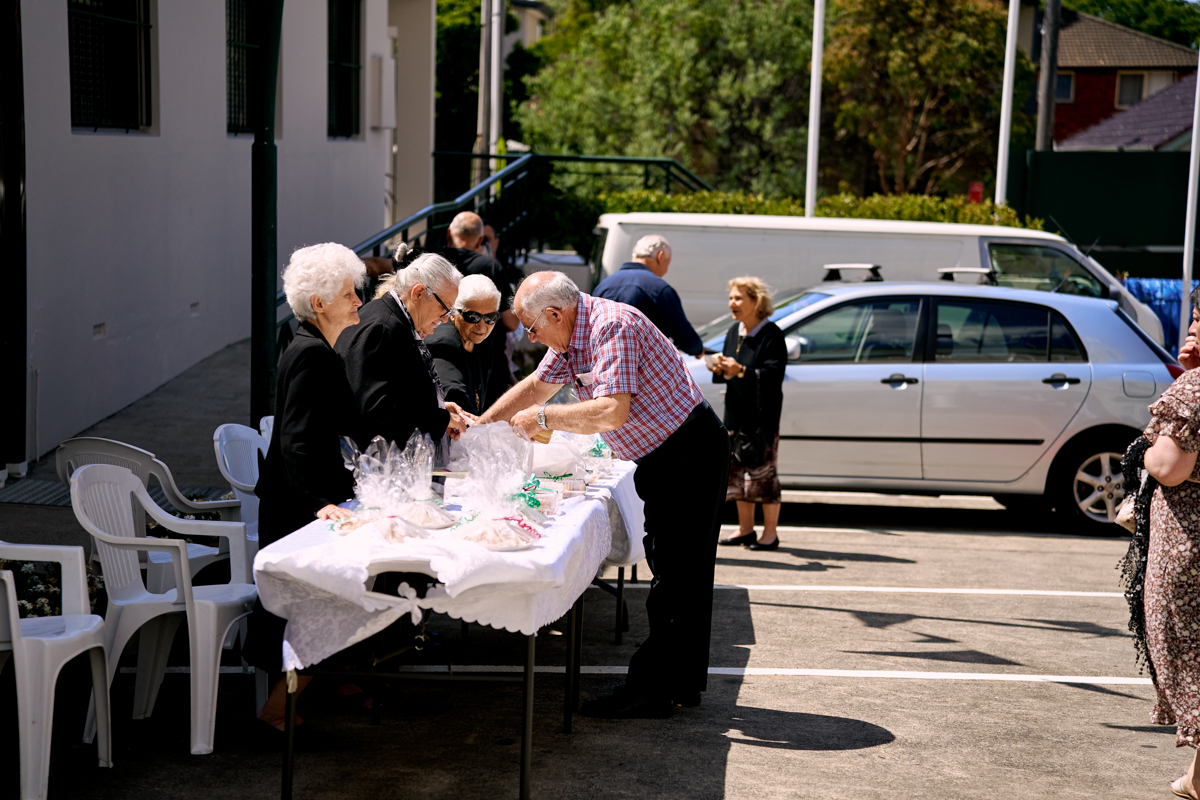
460, 310, 500, 325
431, 291, 457, 320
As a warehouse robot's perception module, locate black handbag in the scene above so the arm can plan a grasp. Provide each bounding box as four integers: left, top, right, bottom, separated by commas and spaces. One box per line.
731, 367, 767, 467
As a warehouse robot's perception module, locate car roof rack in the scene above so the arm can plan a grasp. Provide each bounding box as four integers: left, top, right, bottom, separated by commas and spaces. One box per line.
938, 266, 997, 286
823, 263, 883, 282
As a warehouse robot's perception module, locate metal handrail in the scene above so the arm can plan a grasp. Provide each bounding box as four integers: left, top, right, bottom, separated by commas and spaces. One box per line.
275, 153, 536, 309
432, 152, 714, 193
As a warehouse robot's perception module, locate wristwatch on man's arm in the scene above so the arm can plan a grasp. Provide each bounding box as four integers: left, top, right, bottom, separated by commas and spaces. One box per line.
537, 401, 550, 431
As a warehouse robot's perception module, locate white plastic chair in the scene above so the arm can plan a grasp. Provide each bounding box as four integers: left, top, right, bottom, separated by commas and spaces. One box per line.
258, 415, 274, 443
212, 424, 267, 565
0, 542, 112, 800
56, 438, 243, 592
70, 464, 257, 756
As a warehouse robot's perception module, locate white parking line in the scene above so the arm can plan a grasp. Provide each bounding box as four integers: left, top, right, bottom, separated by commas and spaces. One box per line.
388, 665, 1150, 684
599, 584, 1123, 597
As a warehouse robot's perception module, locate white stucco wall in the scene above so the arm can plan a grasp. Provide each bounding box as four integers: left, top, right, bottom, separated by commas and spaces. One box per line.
18, 0, 421, 460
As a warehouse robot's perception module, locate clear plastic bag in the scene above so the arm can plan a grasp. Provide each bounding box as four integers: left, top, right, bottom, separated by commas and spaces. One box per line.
339, 433, 457, 530
445, 423, 544, 548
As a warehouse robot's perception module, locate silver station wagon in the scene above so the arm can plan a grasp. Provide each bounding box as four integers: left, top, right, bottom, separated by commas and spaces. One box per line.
688, 282, 1182, 532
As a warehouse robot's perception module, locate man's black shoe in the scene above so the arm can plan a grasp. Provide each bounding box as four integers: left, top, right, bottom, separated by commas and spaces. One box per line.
578, 691, 674, 719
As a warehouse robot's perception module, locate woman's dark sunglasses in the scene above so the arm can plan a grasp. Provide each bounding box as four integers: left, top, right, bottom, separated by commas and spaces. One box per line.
460, 309, 500, 325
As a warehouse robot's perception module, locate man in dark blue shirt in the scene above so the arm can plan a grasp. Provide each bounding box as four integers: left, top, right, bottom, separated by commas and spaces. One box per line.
592, 235, 704, 357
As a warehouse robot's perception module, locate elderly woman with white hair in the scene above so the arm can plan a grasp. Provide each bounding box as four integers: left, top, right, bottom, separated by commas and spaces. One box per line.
248, 242, 366, 731
426, 273, 513, 416
336, 243, 470, 449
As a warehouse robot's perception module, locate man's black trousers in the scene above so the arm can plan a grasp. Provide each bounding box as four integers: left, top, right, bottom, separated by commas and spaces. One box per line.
626, 402, 730, 699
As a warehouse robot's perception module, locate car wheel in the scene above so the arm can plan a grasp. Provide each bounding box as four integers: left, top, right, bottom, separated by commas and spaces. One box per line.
1050, 432, 1135, 533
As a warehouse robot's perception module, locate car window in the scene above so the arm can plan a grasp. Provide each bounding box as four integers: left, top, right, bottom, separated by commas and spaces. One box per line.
988, 244, 1105, 298
785, 299, 921, 363
934, 300, 1085, 363
699, 291, 830, 351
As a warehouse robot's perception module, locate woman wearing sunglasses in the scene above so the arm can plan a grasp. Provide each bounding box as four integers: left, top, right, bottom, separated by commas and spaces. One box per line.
426, 274, 514, 415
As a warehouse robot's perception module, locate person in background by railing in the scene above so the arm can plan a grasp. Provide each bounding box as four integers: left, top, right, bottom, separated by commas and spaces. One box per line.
592, 234, 704, 358
336, 244, 470, 456
443, 211, 520, 333
481, 217, 530, 380
426, 274, 512, 415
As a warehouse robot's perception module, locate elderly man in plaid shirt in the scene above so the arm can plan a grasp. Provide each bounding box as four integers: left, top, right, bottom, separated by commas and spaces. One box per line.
480, 271, 730, 719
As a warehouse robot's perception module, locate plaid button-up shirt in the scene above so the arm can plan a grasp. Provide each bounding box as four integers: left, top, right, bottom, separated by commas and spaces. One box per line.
535, 294, 705, 461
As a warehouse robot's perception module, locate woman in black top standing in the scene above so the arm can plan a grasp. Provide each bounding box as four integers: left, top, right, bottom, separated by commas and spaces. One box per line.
249, 242, 366, 730
711, 277, 787, 551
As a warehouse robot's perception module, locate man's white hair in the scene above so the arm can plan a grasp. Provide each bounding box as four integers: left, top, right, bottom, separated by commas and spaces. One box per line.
454, 274, 501, 309
375, 252, 462, 300
632, 234, 671, 260
519, 271, 579, 316
448, 211, 483, 243
282, 242, 366, 322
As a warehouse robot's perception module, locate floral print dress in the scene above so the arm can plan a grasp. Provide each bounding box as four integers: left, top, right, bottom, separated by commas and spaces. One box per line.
1143, 367, 1200, 748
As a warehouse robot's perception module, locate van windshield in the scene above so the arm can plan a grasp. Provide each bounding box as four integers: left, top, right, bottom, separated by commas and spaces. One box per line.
988, 244, 1106, 297
697, 291, 832, 351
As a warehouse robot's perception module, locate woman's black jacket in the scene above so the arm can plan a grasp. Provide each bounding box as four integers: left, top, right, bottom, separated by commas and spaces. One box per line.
255, 322, 360, 546
425, 322, 513, 416
713, 320, 787, 435
335, 292, 451, 448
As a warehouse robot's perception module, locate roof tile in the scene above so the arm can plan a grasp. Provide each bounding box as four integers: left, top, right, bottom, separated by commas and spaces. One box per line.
1058, 12, 1198, 69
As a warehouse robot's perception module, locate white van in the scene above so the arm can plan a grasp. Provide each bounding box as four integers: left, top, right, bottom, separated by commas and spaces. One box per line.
593, 212, 1165, 343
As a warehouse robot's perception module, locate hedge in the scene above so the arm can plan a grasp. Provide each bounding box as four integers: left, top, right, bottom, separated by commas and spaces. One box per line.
597, 190, 1044, 230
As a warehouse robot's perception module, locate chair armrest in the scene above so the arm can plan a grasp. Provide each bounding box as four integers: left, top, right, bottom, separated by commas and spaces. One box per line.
0, 543, 91, 615
141, 503, 250, 584
87, 533, 193, 606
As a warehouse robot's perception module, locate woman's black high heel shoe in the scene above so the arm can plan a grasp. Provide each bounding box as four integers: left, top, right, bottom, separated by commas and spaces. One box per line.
747, 537, 779, 551
719, 530, 757, 546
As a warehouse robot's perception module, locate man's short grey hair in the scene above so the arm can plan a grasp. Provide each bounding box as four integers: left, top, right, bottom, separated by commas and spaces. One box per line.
375, 252, 461, 300
449, 212, 483, 244
455, 274, 501, 309
282, 242, 366, 322
519, 271, 580, 316
632, 234, 671, 260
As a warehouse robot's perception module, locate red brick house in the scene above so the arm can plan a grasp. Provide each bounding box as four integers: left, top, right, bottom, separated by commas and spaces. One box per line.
1048, 12, 1196, 143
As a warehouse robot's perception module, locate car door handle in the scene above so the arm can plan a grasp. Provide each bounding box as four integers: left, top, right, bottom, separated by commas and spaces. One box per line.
881, 374, 919, 385
1042, 373, 1081, 385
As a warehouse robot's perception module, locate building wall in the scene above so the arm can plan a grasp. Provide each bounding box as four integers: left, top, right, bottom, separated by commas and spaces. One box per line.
18, 0, 414, 460
1054, 68, 1195, 143
389, 0, 435, 224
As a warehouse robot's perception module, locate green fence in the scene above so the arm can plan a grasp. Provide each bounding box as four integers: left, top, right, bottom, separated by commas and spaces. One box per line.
1006, 149, 1196, 279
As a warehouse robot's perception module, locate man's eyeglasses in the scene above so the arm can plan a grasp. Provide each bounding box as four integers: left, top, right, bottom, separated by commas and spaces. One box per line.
460, 309, 500, 325
431, 291, 457, 320
526, 308, 554, 337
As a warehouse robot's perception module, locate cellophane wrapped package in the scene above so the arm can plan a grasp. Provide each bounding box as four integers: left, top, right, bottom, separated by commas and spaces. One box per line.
447, 423, 543, 550
340, 433, 457, 531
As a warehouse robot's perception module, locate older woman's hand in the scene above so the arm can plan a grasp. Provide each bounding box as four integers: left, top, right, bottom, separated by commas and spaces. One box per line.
317, 504, 353, 520
445, 404, 469, 439
716, 355, 742, 379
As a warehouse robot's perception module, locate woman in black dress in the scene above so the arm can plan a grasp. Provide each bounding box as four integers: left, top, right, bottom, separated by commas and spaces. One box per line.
249, 242, 366, 729
711, 277, 787, 551
426, 274, 512, 415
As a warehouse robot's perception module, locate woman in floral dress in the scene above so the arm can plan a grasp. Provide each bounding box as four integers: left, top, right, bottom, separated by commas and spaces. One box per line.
1144, 303, 1200, 798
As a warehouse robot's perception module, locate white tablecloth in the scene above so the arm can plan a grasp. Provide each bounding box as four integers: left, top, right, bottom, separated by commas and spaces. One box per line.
253, 461, 645, 671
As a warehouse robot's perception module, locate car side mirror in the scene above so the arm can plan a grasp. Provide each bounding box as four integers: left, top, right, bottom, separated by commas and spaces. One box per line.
786, 336, 806, 361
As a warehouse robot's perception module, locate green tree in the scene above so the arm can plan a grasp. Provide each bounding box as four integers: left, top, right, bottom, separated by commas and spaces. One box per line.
515, 0, 814, 198
435, 0, 483, 200
1063, 0, 1200, 49
825, 0, 1034, 196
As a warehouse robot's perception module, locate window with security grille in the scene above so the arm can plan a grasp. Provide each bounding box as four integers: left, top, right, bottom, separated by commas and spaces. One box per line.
227, 0, 258, 133
68, 0, 153, 130
327, 0, 361, 138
